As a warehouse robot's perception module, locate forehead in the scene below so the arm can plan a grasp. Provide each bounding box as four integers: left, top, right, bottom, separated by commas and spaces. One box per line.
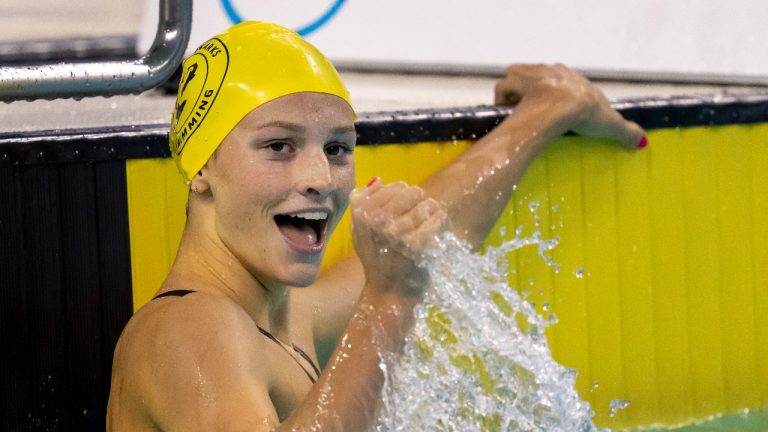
237, 92, 356, 132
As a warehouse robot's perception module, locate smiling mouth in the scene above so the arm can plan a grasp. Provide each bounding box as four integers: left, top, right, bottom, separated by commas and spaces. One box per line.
273, 211, 329, 253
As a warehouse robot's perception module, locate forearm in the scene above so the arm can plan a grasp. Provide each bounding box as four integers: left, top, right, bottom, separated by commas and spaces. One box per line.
280, 288, 417, 431
421, 98, 571, 250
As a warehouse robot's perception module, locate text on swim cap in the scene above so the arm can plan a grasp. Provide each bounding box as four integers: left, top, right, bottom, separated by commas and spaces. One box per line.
169, 38, 229, 157
199, 41, 223, 58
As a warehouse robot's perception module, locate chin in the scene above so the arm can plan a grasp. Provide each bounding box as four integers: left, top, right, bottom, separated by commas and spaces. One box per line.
288, 274, 318, 288
282, 263, 321, 288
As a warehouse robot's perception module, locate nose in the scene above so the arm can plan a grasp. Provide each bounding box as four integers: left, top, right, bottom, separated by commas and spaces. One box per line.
298, 149, 333, 199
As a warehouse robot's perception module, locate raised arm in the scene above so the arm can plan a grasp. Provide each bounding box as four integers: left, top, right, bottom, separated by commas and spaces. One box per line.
308, 64, 646, 346
284, 180, 447, 430
420, 64, 646, 250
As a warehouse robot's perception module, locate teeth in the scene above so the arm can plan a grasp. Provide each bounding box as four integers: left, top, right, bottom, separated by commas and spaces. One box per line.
289, 211, 328, 220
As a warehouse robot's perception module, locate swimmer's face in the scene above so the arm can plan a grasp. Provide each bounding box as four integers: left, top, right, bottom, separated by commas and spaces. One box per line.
201, 92, 356, 288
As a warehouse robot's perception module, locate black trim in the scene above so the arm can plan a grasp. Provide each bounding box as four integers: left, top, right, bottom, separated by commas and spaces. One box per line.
0, 161, 133, 430
0, 125, 171, 166
1, 92, 768, 166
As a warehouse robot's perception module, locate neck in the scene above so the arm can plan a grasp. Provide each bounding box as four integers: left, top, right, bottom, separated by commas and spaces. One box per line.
166, 206, 291, 333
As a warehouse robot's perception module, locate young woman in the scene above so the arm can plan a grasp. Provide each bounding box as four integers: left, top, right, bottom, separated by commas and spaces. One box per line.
107, 21, 645, 431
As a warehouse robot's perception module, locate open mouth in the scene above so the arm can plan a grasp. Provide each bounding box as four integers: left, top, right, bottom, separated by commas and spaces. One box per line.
273, 210, 329, 253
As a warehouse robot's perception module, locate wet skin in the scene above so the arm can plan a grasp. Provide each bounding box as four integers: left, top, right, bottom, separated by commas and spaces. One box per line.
198, 92, 357, 290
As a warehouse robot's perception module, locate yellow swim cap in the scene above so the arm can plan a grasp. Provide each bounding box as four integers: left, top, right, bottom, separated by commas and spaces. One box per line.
169, 21, 354, 181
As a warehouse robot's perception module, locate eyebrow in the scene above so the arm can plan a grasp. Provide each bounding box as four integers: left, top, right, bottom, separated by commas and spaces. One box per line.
256, 120, 306, 132
256, 121, 356, 136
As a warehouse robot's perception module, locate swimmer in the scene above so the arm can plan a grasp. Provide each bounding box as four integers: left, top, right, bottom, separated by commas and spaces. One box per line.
106, 21, 645, 431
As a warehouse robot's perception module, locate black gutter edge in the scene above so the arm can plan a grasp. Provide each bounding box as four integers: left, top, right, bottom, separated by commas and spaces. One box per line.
0, 124, 170, 166
2, 91, 768, 166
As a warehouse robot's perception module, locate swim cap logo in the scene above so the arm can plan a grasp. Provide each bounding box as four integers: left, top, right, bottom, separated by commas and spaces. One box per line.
170, 38, 229, 156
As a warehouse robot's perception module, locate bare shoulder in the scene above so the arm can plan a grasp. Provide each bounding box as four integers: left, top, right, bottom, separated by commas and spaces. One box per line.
108, 291, 278, 431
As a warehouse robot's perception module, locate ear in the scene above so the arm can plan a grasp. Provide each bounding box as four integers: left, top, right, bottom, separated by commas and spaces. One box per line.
189, 165, 212, 195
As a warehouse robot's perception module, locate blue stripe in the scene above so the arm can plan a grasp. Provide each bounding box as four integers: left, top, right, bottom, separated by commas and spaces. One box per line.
219, 0, 346, 36
295, 0, 346, 37
220, 0, 244, 24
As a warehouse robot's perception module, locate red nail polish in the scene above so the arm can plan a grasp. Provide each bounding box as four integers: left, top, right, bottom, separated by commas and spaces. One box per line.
366, 177, 379, 187
636, 136, 648, 149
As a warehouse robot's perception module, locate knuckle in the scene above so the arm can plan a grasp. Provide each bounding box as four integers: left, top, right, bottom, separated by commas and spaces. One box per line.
409, 185, 426, 198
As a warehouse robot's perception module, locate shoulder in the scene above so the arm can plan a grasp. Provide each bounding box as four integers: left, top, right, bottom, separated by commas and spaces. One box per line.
119, 291, 260, 360
116, 290, 266, 383
110, 291, 277, 429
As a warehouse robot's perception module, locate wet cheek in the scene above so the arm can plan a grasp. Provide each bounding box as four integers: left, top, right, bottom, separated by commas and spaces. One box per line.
336, 165, 356, 191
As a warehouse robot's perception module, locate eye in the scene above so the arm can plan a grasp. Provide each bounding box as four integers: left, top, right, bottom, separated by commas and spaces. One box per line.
267, 141, 293, 153
325, 142, 353, 156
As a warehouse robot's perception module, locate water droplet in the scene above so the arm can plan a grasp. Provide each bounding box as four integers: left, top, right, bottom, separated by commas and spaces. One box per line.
574, 268, 585, 279
608, 399, 631, 417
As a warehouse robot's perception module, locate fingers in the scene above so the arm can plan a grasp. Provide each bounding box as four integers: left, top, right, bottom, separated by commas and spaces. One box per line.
352, 181, 426, 220
494, 63, 571, 106
494, 76, 523, 106
389, 197, 444, 238
497, 63, 648, 150
400, 205, 448, 252
351, 179, 447, 252
606, 105, 648, 149
608, 116, 646, 150
576, 99, 647, 150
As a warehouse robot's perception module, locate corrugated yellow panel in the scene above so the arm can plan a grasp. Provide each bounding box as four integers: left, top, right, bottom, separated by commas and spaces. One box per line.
645, 130, 690, 424
509, 147, 555, 350
541, 137, 593, 396
616, 135, 658, 427
126, 159, 187, 310
714, 127, 760, 412
750, 130, 768, 409
580, 138, 628, 425
679, 128, 726, 417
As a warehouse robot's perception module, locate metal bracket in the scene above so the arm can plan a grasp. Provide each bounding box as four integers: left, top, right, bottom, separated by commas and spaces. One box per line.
0, 0, 192, 101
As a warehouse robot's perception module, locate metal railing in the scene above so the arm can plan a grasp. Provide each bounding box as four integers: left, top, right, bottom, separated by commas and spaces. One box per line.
0, 0, 192, 102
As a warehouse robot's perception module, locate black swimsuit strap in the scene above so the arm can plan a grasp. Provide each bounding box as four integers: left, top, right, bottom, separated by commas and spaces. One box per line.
152, 289, 197, 300
292, 344, 321, 377
152, 289, 320, 384
256, 326, 319, 384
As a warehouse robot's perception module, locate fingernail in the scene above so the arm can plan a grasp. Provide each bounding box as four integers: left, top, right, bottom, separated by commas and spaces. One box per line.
636, 136, 648, 149
366, 177, 379, 188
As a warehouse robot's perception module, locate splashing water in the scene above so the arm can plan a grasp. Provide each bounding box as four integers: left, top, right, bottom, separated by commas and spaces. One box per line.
376, 231, 604, 432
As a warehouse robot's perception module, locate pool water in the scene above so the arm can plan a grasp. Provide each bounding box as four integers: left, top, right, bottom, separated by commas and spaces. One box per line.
637, 408, 768, 432
376, 230, 602, 431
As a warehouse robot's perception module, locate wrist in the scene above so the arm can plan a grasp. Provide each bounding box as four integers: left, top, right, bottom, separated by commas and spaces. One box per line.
357, 286, 419, 342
